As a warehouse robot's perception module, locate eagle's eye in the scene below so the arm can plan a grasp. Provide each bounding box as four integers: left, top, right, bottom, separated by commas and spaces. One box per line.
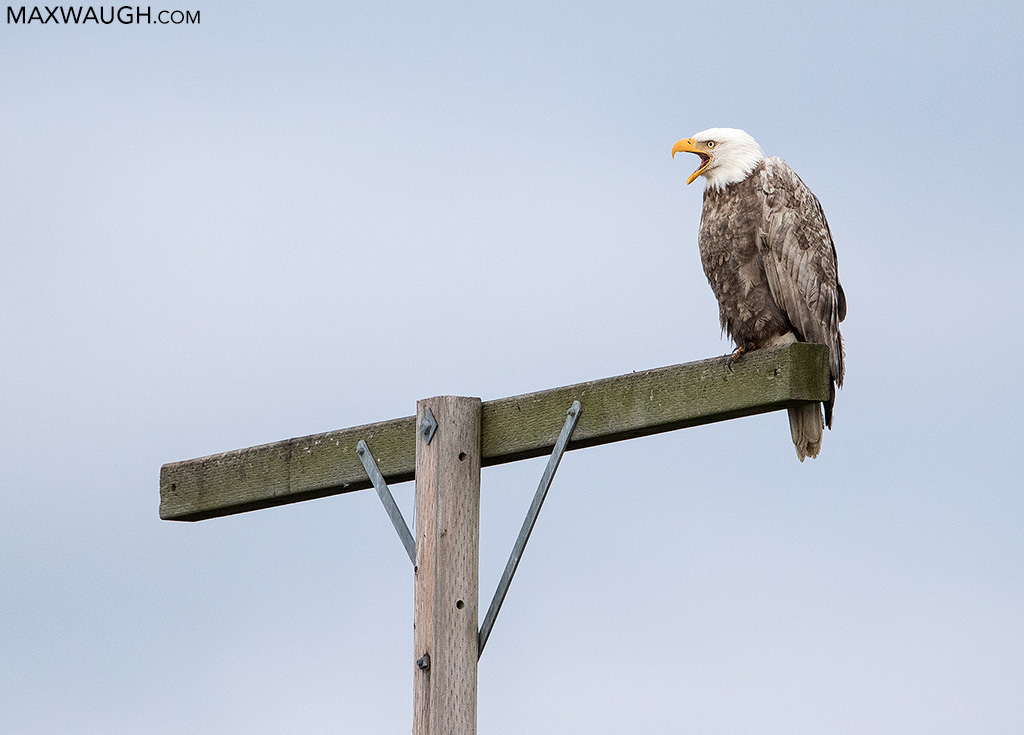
706, 140, 716, 148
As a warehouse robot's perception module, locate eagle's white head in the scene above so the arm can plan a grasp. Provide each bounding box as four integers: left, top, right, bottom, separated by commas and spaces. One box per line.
672, 128, 765, 191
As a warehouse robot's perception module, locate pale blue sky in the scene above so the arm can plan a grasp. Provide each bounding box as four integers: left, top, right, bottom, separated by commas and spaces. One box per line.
2, 2, 1023, 733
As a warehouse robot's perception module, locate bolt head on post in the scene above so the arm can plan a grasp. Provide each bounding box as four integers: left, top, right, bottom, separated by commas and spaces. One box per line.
419, 408, 438, 445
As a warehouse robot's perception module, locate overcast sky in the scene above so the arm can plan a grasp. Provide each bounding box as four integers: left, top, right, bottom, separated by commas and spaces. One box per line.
2, 1, 1023, 733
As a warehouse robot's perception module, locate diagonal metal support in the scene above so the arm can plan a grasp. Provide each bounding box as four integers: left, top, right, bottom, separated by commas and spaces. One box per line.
478, 400, 581, 658
356, 440, 416, 565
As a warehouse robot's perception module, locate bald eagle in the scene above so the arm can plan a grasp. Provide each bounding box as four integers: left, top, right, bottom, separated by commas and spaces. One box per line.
673, 128, 846, 460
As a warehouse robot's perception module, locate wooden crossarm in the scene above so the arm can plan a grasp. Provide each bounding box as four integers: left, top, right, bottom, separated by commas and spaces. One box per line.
159, 342, 830, 521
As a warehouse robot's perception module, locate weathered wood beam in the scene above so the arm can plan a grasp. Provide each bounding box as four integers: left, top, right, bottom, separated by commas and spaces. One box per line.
159, 342, 830, 522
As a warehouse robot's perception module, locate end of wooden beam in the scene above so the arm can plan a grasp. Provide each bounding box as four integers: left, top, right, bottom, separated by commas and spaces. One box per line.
159, 416, 417, 522
478, 341, 830, 463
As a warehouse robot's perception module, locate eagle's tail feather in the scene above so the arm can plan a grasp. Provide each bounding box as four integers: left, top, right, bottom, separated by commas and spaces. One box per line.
788, 403, 823, 461
824, 382, 836, 429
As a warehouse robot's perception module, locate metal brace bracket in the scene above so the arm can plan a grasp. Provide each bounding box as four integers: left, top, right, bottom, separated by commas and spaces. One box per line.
356, 440, 416, 565
419, 408, 438, 445
477, 400, 581, 658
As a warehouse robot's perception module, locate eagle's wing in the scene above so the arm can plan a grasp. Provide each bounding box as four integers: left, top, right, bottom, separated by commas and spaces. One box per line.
757, 157, 845, 390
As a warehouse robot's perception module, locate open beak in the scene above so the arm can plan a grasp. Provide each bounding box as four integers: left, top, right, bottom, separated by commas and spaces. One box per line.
672, 138, 710, 185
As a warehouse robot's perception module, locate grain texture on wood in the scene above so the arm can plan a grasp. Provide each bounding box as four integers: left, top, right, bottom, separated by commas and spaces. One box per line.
413, 397, 481, 735
160, 343, 829, 521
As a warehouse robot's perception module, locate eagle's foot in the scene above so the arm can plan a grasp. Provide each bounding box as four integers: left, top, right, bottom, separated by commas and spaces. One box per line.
726, 343, 756, 372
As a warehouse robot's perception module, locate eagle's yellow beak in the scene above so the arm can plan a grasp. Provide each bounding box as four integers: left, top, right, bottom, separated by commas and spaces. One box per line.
672, 138, 710, 185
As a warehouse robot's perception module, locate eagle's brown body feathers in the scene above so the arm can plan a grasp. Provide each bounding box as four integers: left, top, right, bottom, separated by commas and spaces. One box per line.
698, 156, 846, 457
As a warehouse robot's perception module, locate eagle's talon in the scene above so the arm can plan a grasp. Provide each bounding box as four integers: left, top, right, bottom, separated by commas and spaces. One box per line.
726, 342, 756, 372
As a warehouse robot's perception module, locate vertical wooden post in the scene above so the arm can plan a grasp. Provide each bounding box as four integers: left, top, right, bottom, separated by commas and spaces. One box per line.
413, 396, 481, 735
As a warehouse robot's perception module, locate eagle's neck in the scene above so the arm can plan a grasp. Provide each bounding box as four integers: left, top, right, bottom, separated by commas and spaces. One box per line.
703, 140, 765, 191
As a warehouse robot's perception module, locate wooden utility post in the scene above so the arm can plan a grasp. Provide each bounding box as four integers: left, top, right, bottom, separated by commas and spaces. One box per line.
159, 342, 832, 735
413, 397, 481, 735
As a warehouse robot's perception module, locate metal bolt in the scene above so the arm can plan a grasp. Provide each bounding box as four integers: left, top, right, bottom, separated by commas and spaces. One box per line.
420, 408, 438, 445
416, 653, 430, 671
